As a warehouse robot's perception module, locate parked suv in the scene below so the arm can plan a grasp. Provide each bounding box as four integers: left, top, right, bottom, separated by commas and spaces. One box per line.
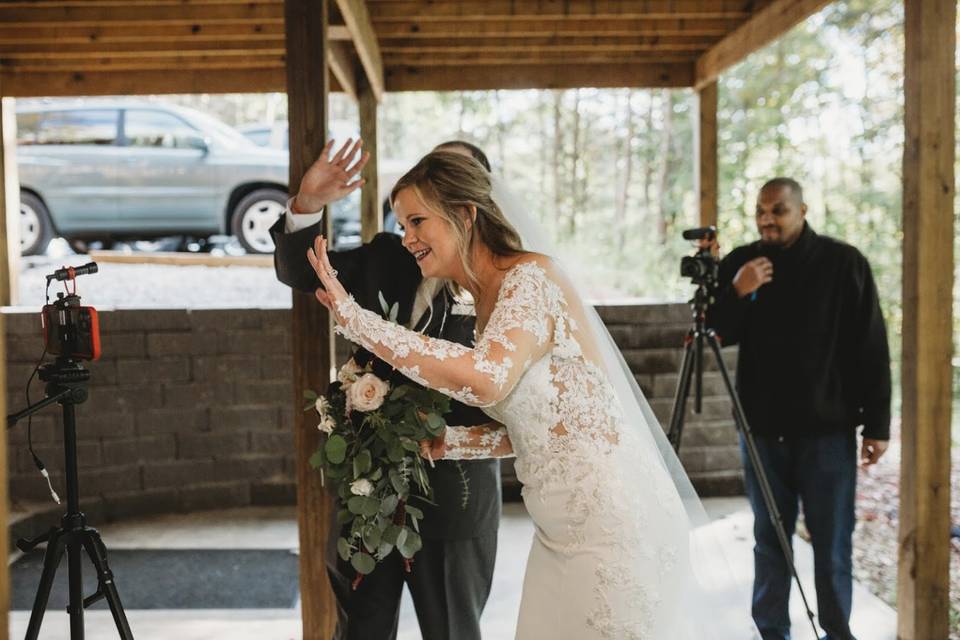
17, 100, 293, 255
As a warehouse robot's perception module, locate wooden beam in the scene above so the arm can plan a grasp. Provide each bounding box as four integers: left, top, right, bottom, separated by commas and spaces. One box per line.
694, 0, 832, 89
385, 62, 693, 91
334, 0, 384, 101
378, 34, 720, 51
898, 1, 955, 638
328, 41, 358, 101
88, 250, 272, 268
358, 75, 380, 243
0, 21, 352, 43
0, 21, 285, 43
367, 1, 755, 21
696, 80, 718, 228
286, 0, 337, 636
373, 17, 740, 39
0, 68, 349, 97
384, 54, 699, 68
0, 98, 19, 306
0, 1, 285, 25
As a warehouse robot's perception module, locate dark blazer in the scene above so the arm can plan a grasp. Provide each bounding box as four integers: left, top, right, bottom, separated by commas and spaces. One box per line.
270, 216, 502, 539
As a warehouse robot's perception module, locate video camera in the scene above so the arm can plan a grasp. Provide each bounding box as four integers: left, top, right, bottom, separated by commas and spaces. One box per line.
679, 226, 719, 289
40, 262, 101, 361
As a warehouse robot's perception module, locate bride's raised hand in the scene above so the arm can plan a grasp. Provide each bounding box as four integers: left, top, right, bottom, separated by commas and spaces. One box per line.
307, 235, 350, 320
293, 138, 369, 213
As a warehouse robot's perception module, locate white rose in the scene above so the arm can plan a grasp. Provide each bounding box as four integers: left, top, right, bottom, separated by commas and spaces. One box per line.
316, 416, 335, 434
337, 359, 363, 388
350, 478, 374, 496
346, 373, 390, 412
314, 396, 331, 418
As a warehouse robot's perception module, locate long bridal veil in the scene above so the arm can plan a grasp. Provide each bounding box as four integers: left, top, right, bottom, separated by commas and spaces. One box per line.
491, 176, 758, 639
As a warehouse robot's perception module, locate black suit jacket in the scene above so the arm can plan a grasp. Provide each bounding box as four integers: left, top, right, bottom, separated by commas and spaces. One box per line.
270, 215, 501, 540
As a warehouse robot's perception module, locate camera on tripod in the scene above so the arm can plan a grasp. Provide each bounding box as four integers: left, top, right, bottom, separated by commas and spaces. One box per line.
40, 262, 101, 361
679, 226, 719, 289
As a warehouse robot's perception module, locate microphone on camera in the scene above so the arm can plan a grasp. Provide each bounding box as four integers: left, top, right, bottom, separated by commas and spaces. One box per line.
46, 262, 99, 283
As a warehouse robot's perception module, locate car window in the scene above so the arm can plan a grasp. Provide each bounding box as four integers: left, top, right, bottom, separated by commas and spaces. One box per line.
243, 128, 272, 146
17, 109, 118, 146
124, 109, 202, 149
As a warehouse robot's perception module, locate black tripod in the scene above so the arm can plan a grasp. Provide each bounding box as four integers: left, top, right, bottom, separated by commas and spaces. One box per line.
666, 281, 821, 640
7, 356, 134, 640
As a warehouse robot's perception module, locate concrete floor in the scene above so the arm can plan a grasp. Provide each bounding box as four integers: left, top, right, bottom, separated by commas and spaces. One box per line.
9, 499, 896, 640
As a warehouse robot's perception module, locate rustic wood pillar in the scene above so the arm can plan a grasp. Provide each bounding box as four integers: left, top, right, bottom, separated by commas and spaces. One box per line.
285, 0, 337, 637
0, 96, 20, 305
358, 75, 381, 242
0, 88, 14, 640
898, 1, 955, 638
695, 80, 718, 229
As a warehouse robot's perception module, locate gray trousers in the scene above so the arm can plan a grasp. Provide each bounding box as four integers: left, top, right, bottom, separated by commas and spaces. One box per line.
327, 532, 498, 640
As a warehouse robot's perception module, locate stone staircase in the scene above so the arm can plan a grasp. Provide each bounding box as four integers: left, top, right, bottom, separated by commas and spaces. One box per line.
597, 302, 744, 496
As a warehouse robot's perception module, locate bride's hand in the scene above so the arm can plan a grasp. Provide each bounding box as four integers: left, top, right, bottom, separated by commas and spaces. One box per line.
307, 235, 349, 320
419, 430, 447, 463
293, 138, 369, 213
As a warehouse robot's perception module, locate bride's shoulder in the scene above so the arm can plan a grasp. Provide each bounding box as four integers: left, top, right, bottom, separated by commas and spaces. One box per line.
504, 252, 557, 277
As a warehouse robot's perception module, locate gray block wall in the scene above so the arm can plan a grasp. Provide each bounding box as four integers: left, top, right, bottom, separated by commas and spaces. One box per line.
4, 303, 741, 532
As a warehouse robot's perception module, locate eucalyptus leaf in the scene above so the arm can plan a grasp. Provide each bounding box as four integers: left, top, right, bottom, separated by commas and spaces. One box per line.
426, 413, 445, 430
383, 524, 404, 546
337, 508, 352, 526
378, 290, 390, 317
389, 301, 399, 322
347, 496, 368, 515
351, 552, 376, 575
404, 505, 424, 520
389, 386, 408, 400
325, 435, 348, 464
398, 530, 422, 559
337, 537, 352, 562
380, 494, 399, 517
355, 450, 372, 475
308, 450, 325, 470
303, 389, 318, 400
377, 542, 394, 559
362, 526, 382, 552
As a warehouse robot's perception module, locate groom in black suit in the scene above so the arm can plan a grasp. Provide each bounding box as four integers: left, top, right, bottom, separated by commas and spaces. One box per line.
270, 140, 503, 640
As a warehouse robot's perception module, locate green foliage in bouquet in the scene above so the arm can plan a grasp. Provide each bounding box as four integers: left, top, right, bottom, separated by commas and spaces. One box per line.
304, 359, 451, 583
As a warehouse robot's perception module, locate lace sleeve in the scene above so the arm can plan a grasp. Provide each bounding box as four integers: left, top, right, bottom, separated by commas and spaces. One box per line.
334, 261, 555, 407
444, 422, 514, 460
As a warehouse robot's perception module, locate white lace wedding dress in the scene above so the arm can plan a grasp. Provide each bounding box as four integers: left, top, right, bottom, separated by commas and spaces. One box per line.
334, 258, 701, 639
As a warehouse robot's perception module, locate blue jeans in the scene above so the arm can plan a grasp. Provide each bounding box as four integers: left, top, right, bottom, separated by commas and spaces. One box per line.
740, 432, 857, 640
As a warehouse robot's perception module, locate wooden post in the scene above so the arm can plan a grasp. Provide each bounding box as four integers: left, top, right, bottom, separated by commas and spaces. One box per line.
285, 0, 337, 637
358, 75, 380, 242
0, 90, 13, 640
898, 1, 955, 638
695, 80, 718, 228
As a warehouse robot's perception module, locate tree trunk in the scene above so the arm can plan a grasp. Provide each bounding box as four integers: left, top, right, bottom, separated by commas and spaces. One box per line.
656, 90, 674, 244
616, 89, 636, 255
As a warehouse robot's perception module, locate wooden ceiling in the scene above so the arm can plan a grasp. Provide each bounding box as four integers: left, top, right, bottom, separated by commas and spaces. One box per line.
0, 0, 833, 98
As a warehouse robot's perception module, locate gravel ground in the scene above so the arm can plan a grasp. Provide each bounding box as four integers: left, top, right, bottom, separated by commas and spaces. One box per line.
14, 254, 292, 310
851, 419, 960, 637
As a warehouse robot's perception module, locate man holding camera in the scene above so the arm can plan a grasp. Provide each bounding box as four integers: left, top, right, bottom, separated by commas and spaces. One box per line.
705, 177, 891, 640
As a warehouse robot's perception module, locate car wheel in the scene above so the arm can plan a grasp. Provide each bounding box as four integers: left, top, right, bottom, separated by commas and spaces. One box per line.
231, 188, 286, 254
20, 192, 54, 256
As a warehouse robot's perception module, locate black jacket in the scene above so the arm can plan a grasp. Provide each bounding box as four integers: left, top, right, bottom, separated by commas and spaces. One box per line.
707, 223, 891, 440
270, 216, 502, 539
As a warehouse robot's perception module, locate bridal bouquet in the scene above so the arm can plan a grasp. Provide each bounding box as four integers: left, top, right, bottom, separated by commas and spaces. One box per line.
304, 357, 451, 586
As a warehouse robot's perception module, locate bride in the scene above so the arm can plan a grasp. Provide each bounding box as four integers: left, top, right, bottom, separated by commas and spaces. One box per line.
304, 148, 752, 639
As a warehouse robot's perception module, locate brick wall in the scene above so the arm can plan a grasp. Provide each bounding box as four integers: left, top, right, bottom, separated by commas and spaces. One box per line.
595, 303, 742, 496
4, 303, 741, 532
4, 307, 296, 537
